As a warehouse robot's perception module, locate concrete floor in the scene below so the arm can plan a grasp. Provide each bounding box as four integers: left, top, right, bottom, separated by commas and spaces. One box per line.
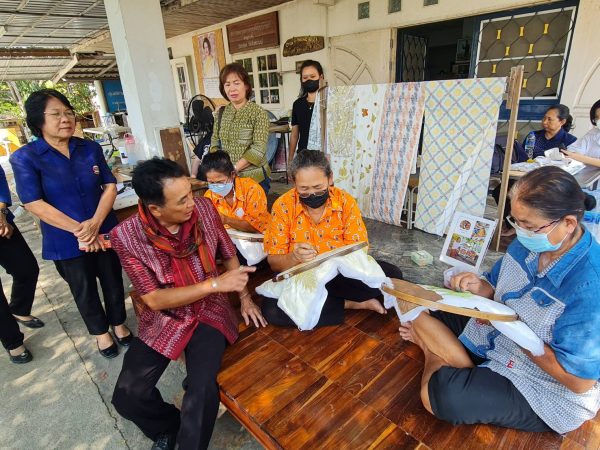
0, 178, 503, 450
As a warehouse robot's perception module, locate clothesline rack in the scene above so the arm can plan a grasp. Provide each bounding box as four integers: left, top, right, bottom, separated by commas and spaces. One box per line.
494, 65, 525, 251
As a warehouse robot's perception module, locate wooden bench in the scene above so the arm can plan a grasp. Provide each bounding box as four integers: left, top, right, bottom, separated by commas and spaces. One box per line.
131, 273, 599, 450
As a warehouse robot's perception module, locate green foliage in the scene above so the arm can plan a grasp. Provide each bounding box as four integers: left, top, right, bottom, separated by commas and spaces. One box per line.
0, 80, 94, 120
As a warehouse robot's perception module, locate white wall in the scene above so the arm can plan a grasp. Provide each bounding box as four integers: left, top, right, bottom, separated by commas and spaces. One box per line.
166, 0, 595, 125
560, 0, 600, 138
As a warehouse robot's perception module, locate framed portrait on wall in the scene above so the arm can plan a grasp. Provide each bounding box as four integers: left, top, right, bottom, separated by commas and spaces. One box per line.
192, 29, 226, 100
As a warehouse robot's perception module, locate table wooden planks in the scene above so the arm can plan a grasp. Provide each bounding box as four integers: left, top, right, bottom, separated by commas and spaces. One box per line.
219, 294, 599, 450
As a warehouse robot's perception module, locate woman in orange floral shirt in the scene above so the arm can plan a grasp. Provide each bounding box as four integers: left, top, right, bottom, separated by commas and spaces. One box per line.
262, 150, 403, 327
201, 151, 270, 265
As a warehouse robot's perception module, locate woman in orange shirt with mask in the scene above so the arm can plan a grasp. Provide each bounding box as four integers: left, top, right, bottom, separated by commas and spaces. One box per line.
201, 150, 270, 266
262, 150, 403, 327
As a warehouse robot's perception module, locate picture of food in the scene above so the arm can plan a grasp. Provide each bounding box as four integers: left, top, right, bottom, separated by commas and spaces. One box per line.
459, 220, 472, 230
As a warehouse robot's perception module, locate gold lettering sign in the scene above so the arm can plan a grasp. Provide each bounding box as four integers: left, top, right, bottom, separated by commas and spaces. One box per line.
226, 12, 279, 54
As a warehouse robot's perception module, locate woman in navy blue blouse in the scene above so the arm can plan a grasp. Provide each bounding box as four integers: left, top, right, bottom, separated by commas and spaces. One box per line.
10, 89, 131, 359
493, 104, 578, 235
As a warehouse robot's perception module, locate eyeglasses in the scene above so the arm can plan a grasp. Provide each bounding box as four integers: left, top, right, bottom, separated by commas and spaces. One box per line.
298, 189, 328, 199
506, 215, 560, 237
44, 110, 76, 120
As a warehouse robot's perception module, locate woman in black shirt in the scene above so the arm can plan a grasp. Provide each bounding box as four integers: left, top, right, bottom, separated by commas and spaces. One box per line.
289, 60, 324, 163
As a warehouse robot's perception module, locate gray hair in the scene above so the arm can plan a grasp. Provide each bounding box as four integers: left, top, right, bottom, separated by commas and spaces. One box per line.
290, 150, 332, 181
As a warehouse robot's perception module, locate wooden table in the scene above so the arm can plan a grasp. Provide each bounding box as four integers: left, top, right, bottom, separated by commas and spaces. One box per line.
509, 164, 600, 190
217, 299, 581, 450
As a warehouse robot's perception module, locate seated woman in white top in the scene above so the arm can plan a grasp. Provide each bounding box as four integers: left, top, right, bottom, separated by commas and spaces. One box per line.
563, 99, 600, 167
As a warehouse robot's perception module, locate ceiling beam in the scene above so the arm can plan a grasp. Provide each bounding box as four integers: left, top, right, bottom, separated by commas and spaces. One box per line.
0, 10, 107, 20
0, 48, 71, 58
71, 30, 111, 53
52, 54, 79, 83
96, 60, 118, 77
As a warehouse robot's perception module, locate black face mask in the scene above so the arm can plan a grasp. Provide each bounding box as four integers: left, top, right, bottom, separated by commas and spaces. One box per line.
302, 79, 320, 93
299, 190, 329, 209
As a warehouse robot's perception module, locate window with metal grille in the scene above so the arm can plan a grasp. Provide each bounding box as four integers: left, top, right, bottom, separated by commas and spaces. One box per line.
389, 0, 401, 14
472, 3, 578, 138
473, 6, 576, 100
358, 2, 370, 20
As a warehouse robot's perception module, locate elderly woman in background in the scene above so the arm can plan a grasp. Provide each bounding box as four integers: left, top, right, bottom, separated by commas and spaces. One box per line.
401, 166, 600, 434
210, 63, 271, 193
10, 89, 131, 359
493, 104, 578, 235
562, 99, 600, 168
0, 165, 40, 364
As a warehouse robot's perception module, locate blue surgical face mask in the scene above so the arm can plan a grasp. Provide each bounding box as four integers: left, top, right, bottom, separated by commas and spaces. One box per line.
512, 220, 568, 253
208, 181, 233, 197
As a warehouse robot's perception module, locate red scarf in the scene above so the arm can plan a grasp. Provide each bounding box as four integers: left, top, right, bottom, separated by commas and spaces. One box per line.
138, 202, 216, 287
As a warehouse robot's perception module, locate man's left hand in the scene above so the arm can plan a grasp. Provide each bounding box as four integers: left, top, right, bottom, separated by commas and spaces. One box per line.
241, 298, 267, 328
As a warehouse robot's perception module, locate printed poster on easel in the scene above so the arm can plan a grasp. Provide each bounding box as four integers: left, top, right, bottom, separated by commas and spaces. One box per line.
192, 29, 226, 100
440, 212, 497, 272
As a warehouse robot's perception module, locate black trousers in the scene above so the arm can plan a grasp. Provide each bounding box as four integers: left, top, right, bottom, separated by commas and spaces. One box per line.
261, 260, 403, 328
112, 323, 227, 449
428, 311, 552, 432
54, 250, 125, 335
0, 225, 39, 351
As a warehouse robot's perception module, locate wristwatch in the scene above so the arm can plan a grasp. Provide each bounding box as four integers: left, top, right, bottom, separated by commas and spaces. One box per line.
0, 208, 9, 216
210, 279, 218, 291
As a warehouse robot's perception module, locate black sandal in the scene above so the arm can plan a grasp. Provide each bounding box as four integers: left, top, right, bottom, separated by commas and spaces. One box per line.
14, 316, 45, 329
8, 348, 33, 364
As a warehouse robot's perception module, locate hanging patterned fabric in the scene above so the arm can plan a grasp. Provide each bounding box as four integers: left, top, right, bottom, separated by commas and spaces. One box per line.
326, 85, 358, 191
326, 84, 387, 213
413, 78, 506, 235
306, 90, 322, 150
369, 82, 425, 225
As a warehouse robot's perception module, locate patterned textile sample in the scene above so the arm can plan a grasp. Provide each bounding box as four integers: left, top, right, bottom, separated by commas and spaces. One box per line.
414, 78, 506, 235
306, 90, 322, 150
369, 82, 425, 225
327, 84, 386, 213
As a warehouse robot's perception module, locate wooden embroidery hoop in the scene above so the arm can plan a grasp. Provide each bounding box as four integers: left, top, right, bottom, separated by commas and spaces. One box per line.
382, 278, 518, 322
273, 241, 368, 282
226, 229, 264, 242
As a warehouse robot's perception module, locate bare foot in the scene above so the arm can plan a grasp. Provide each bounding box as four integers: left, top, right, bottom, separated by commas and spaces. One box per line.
96, 332, 115, 350
9, 345, 26, 357
399, 321, 426, 350
398, 322, 415, 343
344, 298, 387, 314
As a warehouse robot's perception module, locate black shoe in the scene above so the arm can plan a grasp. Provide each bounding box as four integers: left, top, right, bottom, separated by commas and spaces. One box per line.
97, 341, 119, 359
8, 348, 33, 364
151, 433, 177, 450
14, 316, 45, 329
114, 332, 133, 347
